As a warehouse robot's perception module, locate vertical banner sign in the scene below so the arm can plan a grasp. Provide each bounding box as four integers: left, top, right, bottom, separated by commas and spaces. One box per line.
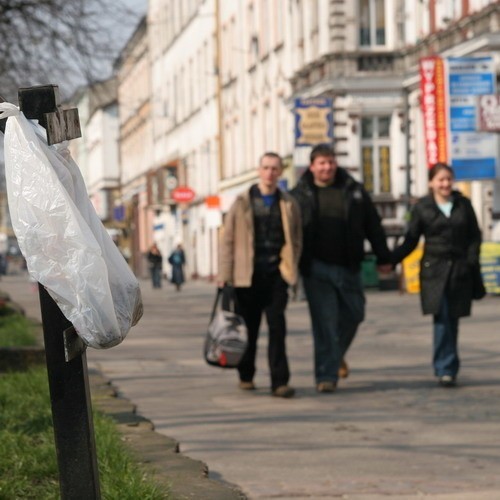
447, 56, 497, 180
294, 97, 333, 147
420, 56, 449, 168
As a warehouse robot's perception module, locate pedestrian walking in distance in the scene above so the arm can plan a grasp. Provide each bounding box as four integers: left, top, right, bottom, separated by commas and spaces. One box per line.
291, 143, 392, 393
391, 163, 484, 387
218, 152, 302, 398
168, 244, 186, 291
147, 243, 163, 289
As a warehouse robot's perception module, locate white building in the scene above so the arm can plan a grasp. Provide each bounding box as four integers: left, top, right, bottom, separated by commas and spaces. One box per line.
217, 1, 296, 208
148, 0, 220, 279
115, 16, 154, 275
85, 79, 121, 223
288, 0, 500, 240
74, 0, 500, 282
69, 79, 121, 227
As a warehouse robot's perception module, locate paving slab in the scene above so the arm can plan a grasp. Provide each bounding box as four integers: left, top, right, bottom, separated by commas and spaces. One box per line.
2, 274, 500, 499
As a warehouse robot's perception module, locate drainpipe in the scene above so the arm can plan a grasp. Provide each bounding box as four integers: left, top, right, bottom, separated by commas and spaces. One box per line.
404, 86, 412, 211
215, 0, 224, 183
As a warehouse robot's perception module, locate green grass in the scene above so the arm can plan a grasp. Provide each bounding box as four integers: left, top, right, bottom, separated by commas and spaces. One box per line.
0, 311, 38, 347
0, 366, 168, 499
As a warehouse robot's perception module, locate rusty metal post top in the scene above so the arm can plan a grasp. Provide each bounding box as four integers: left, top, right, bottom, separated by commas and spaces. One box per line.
18, 84, 82, 145
0, 84, 81, 145
18, 84, 61, 122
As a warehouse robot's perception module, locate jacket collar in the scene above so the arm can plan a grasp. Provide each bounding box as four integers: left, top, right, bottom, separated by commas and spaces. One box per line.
422, 190, 463, 207
298, 166, 355, 191
249, 183, 282, 200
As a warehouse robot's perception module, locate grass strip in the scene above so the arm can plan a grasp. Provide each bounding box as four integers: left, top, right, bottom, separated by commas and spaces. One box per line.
0, 312, 37, 346
0, 366, 168, 499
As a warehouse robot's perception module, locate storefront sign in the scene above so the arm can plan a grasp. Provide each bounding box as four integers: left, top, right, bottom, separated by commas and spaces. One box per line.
294, 97, 333, 147
205, 195, 220, 208
480, 242, 500, 294
447, 56, 497, 180
172, 186, 195, 203
478, 94, 500, 132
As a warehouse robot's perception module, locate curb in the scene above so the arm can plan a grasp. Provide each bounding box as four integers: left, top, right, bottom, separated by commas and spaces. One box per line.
0, 345, 46, 371
89, 368, 247, 500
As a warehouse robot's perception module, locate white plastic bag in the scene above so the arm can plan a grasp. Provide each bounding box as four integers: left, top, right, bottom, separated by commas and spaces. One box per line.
0, 102, 143, 348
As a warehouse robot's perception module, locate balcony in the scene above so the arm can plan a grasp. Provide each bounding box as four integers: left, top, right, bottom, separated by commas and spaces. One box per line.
357, 54, 395, 72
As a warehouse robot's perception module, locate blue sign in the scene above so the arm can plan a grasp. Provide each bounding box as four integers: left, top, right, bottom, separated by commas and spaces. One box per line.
294, 97, 333, 147
447, 56, 497, 180
113, 205, 125, 222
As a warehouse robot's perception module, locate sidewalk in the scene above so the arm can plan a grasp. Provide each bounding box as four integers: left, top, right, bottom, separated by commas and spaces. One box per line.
2, 274, 500, 499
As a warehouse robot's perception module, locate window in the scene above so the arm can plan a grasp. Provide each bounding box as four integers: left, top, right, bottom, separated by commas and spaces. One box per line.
359, 0, 386, 46
361, 116, 391, 195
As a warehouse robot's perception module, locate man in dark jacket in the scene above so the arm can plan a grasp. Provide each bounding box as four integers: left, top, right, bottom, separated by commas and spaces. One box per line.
291, 144, 391, 393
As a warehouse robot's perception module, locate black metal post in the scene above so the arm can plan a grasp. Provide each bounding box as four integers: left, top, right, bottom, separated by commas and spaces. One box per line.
7, 84, 99, 498
38, 285, 101, 500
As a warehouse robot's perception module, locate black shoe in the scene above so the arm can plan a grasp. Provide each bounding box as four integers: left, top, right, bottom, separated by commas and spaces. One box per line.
238, 381, 256, 391
272, 385, 295, 398
316, 381, 337, 393
438, 375, 456, 387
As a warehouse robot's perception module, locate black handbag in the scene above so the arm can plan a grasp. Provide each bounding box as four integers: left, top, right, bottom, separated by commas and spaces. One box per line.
472, 264, 486, 300
204, 286, 248, 368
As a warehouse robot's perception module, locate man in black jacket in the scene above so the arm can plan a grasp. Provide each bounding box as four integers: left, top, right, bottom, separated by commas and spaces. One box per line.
291, 144, 391, 393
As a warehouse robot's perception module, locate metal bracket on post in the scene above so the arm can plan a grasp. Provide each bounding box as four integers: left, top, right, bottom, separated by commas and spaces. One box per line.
15, 85, 100, 499
0, 94, 6, 133
63, 326, 87, 362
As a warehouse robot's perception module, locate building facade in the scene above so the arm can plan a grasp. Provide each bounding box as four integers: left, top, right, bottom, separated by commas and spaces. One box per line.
69, 78, 123, 241
63, 1, 500, 281
115, 16, 153, 275
148, 0, 220, 279
289, 0, 500, 239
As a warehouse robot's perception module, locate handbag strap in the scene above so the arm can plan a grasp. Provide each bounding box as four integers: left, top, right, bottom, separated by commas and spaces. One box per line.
210, 288, 223, 322
210, 285, 240, 321
221, 284, 240, 312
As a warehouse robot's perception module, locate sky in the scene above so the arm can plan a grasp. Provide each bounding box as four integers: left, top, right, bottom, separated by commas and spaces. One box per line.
100, 0, 148, 76
64, 0, 148, 96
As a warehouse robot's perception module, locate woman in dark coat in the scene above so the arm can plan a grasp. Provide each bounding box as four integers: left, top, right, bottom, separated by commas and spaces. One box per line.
168, 244, 186, 291
392, 163, 483, 387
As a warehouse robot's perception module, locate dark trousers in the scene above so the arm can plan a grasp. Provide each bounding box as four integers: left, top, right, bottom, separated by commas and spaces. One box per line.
235, 271, 290, 390
150, 266, 162, 288
302, 259, 365, 384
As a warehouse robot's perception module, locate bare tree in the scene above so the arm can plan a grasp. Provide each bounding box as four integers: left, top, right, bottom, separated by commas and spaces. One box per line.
0, 0, 142, 100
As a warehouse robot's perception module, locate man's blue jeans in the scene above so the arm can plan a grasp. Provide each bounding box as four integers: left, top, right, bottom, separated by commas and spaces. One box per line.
433, 294, 460, 377
303, 260, 365, 384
